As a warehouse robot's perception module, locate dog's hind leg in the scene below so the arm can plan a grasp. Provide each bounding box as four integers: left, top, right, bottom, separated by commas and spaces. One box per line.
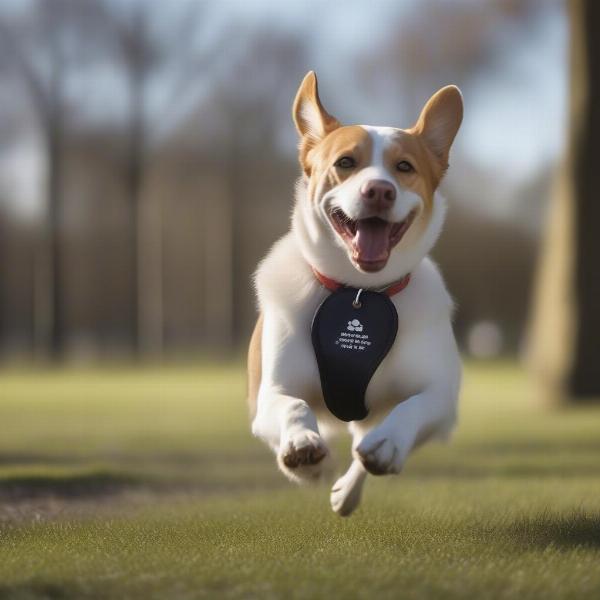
330, 459, 367, 516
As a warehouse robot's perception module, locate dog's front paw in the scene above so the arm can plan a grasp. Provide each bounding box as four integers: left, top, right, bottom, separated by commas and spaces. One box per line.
355, 431, 404, 476
278, 430, 329, 482
281, 430, 327, 468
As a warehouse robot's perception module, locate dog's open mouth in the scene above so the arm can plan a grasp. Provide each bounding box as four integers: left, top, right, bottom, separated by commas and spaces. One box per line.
329, 209, 416, 272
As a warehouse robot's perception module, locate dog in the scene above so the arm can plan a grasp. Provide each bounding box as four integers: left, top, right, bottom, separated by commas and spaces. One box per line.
248, 71, 463, 516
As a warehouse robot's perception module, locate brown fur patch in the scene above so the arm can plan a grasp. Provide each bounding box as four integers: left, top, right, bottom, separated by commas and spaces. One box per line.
306, 125, 373, 200
383, 129, 445, 218
247, 314, 263, 421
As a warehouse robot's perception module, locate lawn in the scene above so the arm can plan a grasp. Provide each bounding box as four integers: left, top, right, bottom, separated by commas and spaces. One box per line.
1, 361, 600, 599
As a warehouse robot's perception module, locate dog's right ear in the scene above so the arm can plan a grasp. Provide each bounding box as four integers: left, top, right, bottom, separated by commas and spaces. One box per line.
412, 85, 463, 171
293, 71, 340, 174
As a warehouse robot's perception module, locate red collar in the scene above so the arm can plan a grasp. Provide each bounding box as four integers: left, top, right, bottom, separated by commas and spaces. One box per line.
312, 268, 411, 297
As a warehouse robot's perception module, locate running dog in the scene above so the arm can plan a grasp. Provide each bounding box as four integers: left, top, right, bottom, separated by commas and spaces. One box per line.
248, 72, 463, 516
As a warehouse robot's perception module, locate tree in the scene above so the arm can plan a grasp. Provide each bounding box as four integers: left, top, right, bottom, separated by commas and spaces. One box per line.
528, 0, 600, 402
0, 0, 98, 359
207, 30, 306, 344
0, 206, 4, 352
99, 0, 226, 355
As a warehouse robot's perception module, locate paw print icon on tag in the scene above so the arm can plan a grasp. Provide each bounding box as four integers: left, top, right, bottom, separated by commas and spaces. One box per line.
347, 319, 363, 332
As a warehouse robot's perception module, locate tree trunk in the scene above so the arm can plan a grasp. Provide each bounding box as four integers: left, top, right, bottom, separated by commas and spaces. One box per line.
0, 211, 4, 355
201, 170, 233, 351
126, 75, 143, 355
47, 117, 64, 358
38, 46, 66, 360
528, 0, 600, 402
227, 147, 242, 347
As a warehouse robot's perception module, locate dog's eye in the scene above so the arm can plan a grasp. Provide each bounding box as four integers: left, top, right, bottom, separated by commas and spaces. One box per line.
335, 156, 356, 169
396, 160, 414, 173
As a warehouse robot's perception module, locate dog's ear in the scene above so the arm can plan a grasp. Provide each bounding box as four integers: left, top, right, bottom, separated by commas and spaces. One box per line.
293, 71, 340, 173
412, 85, 463, 169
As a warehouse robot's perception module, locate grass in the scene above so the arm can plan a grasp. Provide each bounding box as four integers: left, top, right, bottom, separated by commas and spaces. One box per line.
1, 361, 600, 598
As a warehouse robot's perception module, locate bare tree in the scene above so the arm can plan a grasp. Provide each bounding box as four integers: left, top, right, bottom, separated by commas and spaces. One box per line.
358, 0, 547, 122
528, 0, 600, 402
98, 0, 228, 355
0, 0, 98, 358
208, 31, 306, 343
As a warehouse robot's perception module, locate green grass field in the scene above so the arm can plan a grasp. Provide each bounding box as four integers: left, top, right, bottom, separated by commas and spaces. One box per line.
1, 361, 600, 599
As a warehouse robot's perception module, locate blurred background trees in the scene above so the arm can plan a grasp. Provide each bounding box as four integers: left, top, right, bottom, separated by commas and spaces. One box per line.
529, 0, 600, 403
0, 0, 573, 383
0, 0, 105, 358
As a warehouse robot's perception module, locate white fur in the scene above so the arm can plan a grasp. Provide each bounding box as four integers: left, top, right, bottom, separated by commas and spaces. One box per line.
252, 125, 461, 515
300, 101, 326, 139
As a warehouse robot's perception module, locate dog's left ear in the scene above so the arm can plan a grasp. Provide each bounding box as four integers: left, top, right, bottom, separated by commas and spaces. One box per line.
293, 71, 340, 173
413, 86, 463, 168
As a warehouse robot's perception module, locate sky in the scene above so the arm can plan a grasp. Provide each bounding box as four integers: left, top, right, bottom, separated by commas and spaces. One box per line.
0, 0, 568, 221
214, 0, 567, 184
459, 4, 567, 184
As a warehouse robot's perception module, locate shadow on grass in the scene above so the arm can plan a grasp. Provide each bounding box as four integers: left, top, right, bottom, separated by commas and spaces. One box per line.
0, 471, 145, 501
507, 510, 600, 549
0, 581, 120, 600
0, 582, 69, 600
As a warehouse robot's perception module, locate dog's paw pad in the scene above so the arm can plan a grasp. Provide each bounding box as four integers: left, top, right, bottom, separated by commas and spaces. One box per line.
280, 431, 328, 469
356, 435, 403, 476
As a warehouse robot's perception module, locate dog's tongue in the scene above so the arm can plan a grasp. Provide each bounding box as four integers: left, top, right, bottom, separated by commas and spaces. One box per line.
352, 218, 391, 263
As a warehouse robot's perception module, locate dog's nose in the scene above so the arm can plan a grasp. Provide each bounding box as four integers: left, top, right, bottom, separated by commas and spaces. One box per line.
359, 179, 396, 209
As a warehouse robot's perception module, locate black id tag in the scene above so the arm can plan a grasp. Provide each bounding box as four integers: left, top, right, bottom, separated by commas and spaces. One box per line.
311, 287, 398, 422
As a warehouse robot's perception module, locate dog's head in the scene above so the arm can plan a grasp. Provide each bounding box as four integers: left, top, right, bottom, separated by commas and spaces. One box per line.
292, 71, 462, 281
